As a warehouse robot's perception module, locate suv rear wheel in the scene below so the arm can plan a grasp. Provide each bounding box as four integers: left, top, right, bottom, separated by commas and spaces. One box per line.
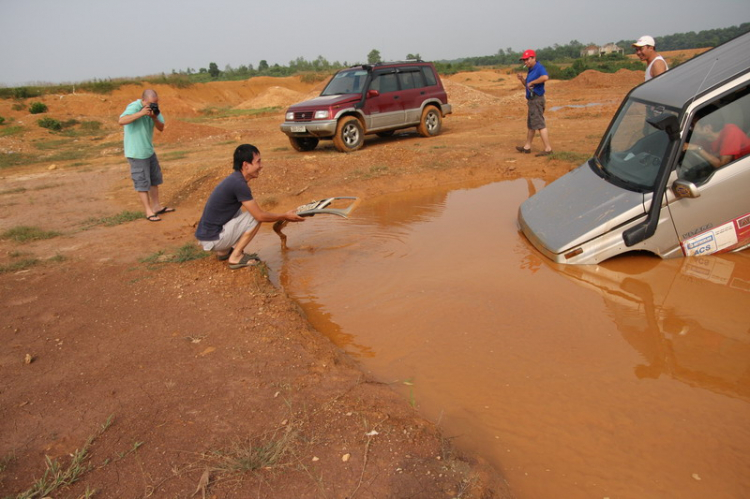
417, 106, 442, 137
289, 136, 319, 152
333, 116, 364, 152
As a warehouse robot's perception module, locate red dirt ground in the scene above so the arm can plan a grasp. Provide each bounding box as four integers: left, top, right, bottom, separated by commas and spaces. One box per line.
0, 58, 678, 498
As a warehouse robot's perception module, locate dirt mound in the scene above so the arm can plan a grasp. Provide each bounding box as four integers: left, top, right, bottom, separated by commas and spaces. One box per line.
234, 86, 306, 110
443, 79, 504, 110
560, 68, 643, 89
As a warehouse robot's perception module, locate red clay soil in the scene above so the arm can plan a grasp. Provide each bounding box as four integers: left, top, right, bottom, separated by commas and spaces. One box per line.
0, 58, 677, 498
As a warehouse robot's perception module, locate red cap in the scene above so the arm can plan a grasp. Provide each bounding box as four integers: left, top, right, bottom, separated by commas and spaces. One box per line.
520, 49, 536, 61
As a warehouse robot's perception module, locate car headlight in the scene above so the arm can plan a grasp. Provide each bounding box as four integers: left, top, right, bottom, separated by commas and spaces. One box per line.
285, 111, 294, 121
314, 110, 330, 119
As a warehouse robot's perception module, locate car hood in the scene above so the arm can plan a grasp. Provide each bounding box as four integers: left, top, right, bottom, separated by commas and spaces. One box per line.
519, 162, 648, 255
287, 94, 361, 110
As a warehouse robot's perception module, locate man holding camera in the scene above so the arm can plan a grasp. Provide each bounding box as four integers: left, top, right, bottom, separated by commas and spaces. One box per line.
119, 89, 172, 222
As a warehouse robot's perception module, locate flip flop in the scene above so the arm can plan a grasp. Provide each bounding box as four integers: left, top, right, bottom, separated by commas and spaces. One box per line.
228, 253, 261, 269
156, 207, 176, 215
146, 214, 162, 222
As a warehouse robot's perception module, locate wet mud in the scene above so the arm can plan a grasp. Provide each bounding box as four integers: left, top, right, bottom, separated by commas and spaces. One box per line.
257, 180, 750, 499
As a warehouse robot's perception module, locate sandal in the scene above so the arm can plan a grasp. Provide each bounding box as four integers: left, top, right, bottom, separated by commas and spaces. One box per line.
156, 206, 176, 215
146, 214, 162, 222
228, 253, 261, 269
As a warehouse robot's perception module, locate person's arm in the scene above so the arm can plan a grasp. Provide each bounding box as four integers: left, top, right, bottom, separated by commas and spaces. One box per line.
526, 74, 549, 90
687, 144, 731, 169
153, 114, 164, 132
242, 199, 305, 223
516, 72, 527, 87
118, 106, 150, 126
650, 59, 667, 78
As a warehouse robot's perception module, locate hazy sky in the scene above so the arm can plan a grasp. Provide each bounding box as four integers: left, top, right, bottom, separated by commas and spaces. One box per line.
1, 0, 748, 87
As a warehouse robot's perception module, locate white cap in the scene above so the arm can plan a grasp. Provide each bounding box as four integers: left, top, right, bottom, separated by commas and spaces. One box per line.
632, 35, 656, 47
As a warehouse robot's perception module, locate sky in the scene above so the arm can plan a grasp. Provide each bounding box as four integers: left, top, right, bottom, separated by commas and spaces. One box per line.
1, 0, 748, 87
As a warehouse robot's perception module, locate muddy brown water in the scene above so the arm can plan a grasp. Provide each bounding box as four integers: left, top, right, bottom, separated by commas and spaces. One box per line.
255, 180, 750, 499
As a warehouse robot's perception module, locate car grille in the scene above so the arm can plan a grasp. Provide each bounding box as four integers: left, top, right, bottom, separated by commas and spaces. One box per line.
294, 111, 314, 121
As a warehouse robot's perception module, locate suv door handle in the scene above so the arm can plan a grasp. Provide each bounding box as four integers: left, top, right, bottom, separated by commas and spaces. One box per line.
393, 96, 400, 100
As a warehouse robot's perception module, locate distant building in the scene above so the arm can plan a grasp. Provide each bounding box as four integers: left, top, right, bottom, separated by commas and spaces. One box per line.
580, 43, 625, 57
581, 44, 600, 57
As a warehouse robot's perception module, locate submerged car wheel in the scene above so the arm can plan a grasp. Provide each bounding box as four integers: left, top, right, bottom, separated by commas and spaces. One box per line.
417, 106, 442, 137
333, 116, 364, 152
289, 136, 319, 152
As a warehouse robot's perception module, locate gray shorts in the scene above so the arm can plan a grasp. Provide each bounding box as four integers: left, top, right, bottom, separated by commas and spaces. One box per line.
127, 154, 163, 191
198, 210, 259, 253
527, 94, 547, 130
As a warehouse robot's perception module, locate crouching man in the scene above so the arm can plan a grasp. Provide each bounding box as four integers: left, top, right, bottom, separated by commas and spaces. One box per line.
195, 144, 305, 269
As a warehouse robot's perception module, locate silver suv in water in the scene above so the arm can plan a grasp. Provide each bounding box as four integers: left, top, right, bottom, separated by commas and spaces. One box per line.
280, 61, 452, 152
519, 32, 750, 264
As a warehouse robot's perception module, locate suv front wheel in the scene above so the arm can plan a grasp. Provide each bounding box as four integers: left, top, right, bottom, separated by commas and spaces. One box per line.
333, 116, 364, 152
289, 136, 319, 152
417, 106, 442, 137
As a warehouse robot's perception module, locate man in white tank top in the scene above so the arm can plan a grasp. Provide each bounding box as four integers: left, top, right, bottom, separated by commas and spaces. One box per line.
632, 35, 668, 81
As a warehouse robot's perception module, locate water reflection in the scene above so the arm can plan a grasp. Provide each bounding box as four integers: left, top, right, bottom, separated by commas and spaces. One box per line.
257, 180, 750, 499
559, 254, 750, 400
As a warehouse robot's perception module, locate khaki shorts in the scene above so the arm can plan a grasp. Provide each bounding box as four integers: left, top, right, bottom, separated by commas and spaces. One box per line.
198, 209, 258, 252
527, 94, 547, 130
127, 154, 163, 191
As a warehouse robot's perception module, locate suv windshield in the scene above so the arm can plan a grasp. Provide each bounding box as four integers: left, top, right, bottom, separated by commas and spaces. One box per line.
595, 98, 679, 191
321, 70, 369, 96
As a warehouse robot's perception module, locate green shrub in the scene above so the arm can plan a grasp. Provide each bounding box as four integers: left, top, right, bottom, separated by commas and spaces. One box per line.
0, 116, 4, 125
29, 102, 48, 114
38, 117, 62, 131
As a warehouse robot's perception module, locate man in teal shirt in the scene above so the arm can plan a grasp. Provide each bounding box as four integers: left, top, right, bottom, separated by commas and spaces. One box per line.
119, 89, 173, 221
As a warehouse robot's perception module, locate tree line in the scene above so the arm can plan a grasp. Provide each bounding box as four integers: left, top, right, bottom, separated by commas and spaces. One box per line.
2, 22, 748, 98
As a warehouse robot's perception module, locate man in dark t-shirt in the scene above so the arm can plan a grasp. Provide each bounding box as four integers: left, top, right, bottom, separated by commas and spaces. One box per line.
195, 144, 305, 269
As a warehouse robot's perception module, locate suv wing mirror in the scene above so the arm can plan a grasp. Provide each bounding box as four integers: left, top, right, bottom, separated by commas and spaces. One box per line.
367, 89, 380, 98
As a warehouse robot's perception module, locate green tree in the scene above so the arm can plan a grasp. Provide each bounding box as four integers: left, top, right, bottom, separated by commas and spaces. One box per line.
208, 62, 221, 78
258, 60, 269, 71
367, 49, 381, 64
406, 53, 421, 60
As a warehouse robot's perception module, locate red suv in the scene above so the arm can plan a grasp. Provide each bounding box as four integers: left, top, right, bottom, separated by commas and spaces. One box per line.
280, 61, 452, 152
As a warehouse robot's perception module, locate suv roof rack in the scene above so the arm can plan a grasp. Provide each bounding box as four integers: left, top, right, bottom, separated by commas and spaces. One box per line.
373, 59, 425, 65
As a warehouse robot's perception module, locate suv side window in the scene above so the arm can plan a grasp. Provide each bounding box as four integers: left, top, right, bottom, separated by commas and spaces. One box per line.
373, 72, 399, 93
421, 66, 438, 87
679, 85, 750, 184
398, 70, 425, 90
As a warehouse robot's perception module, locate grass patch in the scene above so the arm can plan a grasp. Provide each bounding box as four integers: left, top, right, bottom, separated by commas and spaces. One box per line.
34, 138, 74, 150
0, 258, 41, 274
0, 125, 24, 137
547, 151, 590, 164
140, 243, 212, 266
14, 415, 114, 499
204, 426, 296, 474
160, 150, 190, 161
1, 225, 61, 242
0, 187, 27, 196
352, 164, 389, 179
83, 210, 144, 228
194, 106, 281, 120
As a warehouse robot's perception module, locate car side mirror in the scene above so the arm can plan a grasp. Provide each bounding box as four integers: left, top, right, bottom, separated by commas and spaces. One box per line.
672, 179, 701, 199
367, 89, 380, 98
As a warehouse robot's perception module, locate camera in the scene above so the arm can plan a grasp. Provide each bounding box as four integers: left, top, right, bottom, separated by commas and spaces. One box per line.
148, 102, 160, 116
